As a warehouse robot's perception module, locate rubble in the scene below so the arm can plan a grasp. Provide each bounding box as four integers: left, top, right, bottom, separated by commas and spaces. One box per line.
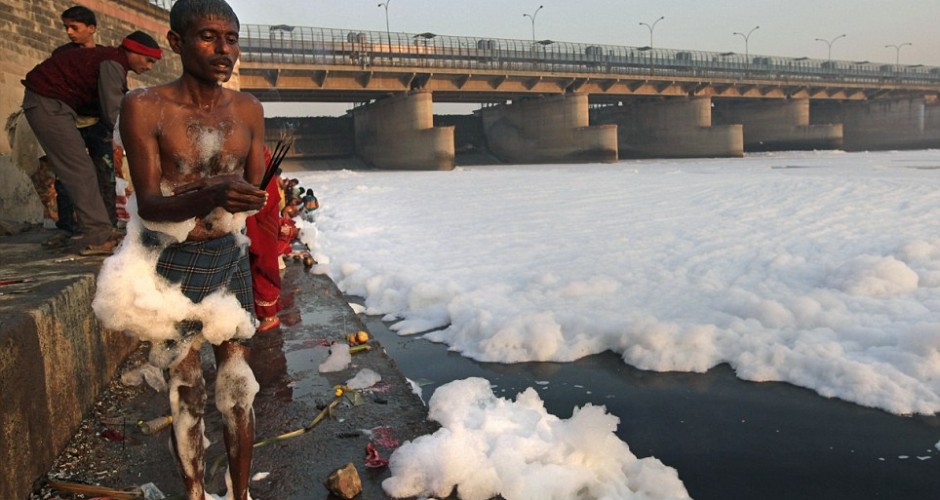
324, 462, 363, 499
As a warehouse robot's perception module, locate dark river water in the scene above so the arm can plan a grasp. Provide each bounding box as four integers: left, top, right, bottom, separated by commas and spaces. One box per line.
358, 313, 940, 500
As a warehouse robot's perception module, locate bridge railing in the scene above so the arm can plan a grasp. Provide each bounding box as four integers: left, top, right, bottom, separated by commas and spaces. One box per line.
239, 25, 940, 87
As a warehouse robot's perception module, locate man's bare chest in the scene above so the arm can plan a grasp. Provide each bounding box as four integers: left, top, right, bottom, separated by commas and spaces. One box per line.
160, 114, 250, 178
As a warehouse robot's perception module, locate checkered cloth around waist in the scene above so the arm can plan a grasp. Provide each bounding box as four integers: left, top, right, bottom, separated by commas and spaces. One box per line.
150, 231, 253, 312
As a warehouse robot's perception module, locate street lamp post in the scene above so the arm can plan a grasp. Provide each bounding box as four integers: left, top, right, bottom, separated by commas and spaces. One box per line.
885, 42, 912, 67
378, 0, 393, 47
638, 16, 664, 48
638, 16, 664, 74
733, 25, 759, 75
523, 5, 543, 42
815, 33, 846, 62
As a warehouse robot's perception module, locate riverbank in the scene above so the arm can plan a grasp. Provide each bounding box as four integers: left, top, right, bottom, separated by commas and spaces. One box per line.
0, 227, 435, 499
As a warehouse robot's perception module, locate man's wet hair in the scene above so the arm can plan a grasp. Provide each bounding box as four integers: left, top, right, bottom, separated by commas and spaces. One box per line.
170, 0, 240, 36
61, 5, 96, 26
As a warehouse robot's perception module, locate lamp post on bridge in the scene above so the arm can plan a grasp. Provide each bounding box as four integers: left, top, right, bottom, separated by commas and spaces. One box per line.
523, 5, 543, 43
639, 16, 664, 49
733, 25, 759, 76
885, 42, 912, 68
378, 0, 393, 47
638, 16, 664, 75
815, 33, 846, 63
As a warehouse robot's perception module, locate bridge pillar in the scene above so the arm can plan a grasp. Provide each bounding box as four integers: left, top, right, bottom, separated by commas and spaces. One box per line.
352, 90, 455, 170
592, 97, 743, 158
479, 94, 618, 163
811, 97, 940, 151
713, 98, 843, 151
928, 99, 940, 141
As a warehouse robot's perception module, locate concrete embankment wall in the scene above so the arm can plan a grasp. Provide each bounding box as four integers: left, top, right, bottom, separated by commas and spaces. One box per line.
265, 116, 355, 159
0, 232, 138, 500
0, 0, 180, 154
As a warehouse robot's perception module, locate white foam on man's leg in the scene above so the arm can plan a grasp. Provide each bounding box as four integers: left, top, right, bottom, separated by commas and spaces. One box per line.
215, 350, 260, 431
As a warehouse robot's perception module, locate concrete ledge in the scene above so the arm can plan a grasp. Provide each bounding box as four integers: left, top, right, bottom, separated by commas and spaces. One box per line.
0, 231, 137, 500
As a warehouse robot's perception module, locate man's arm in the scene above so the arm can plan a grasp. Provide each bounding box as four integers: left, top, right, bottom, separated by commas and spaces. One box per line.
242, 92, 266, 186
98, 60, 126, 129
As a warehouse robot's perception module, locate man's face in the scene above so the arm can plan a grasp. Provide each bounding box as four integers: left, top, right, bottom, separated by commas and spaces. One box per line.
127, 52, 158, 74
63, 19, 96, 47
171, 16, 240, 84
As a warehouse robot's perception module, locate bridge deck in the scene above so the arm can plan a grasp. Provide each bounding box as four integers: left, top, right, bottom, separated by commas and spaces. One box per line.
238, 25, 940, 103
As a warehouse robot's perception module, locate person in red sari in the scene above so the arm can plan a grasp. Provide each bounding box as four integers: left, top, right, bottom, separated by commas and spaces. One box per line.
277, 204, 300, 258
246, 146, 282, 331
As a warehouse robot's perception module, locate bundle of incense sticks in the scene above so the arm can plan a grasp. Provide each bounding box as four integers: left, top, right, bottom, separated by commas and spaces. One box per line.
259, 139, 293, 190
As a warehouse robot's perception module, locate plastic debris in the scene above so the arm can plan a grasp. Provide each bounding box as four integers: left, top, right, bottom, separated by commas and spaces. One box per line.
366, 426, 401, 449
137, 415, 173, 435
364, 442, 389, 468
346, 368, 381, 390
140, 482, 166, 499
99, 429, 125, 442
120, 363, 167, 392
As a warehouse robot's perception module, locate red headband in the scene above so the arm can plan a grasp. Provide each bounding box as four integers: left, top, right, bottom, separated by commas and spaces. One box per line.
122, 37, 162, 59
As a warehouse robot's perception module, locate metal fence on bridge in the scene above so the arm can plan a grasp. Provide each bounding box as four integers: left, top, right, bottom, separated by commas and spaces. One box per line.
240, 24, 940, 87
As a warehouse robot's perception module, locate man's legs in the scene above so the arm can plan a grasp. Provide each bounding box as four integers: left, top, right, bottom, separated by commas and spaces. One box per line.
214, 341, 258, 500
53, 179, 79, 233
22, 90, 112, 247
81, 122, 118, 226
168, 346, 208, 500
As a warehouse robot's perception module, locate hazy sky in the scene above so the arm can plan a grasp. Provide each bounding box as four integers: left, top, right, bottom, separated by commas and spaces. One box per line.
225, 0, 940, 66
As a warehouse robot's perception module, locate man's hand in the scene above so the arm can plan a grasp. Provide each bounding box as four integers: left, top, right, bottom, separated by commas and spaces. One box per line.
173, 175, 267, 213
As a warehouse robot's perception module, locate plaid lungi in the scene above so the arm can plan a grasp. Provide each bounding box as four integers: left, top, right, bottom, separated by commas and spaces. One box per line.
153, 232, 254, 313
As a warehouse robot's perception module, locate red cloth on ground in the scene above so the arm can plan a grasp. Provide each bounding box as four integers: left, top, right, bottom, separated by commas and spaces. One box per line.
246, 148, 282, 319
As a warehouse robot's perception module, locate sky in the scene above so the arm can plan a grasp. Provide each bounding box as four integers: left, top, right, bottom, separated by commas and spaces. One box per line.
292, 149, 940, 497
225, 0, 940, 67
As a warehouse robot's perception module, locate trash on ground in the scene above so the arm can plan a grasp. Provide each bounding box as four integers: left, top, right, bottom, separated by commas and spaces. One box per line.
47, 479, 141, 500
98, 429, 125, 442
140, 481, 165, 499
364, 442, 389, 469
346, 368, 381, 390
120, 362, 167, 392
137, 415, 173, 435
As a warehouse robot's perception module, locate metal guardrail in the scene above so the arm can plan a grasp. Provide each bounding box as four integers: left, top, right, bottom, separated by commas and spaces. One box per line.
240, 24, 940, 87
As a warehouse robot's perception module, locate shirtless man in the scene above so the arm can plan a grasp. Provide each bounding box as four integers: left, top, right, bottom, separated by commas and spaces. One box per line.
118, 0, 266, 498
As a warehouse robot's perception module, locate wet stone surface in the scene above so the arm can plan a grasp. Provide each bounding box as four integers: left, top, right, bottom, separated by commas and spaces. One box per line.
30, 266, 438, 500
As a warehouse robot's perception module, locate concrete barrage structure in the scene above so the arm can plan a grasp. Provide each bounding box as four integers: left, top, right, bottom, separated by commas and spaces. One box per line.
481, 94, 618, 163
352, 90, 456, 170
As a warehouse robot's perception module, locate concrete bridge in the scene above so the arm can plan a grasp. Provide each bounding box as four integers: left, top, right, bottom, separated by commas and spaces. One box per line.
237, 25, 940, 170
